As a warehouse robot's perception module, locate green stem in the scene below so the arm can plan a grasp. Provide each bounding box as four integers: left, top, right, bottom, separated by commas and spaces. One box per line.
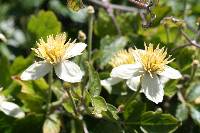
47, 68, 53, 115
88, 13, 94, 62
164, 25, 170, 44
124, 83, 141, 109
66, 88, 78, 116
81, 120, 89, 133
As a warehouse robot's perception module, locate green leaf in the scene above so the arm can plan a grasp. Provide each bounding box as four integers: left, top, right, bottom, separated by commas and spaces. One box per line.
86, 62, 101, 97
99, 35, 128, 69
116, 13, 140, 34
94, 8, 117, 37
175, 103, 189, 121
152, 5, 171, 27
10, 55, 33, 75
164, 80, 178, 97
106, 104, 119, 120
67, 0, 84, 12
0, 56, 11, 87
186, 83, 200, 102
0, 112, 14, 133
189, 106, 200, 127
17, 92, 45, 112
12, 78, 48, 112
140, 111, 180, 133
43, 112, 61, 133
13, 114, 44, 133
28, 10, 61, 39
102, 103, 119, 121
124, 100, 146, 122
91, 96, 107, 117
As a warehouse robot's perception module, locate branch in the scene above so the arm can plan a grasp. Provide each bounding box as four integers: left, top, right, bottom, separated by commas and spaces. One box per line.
88, 0, 138, 12
181, 29, 200, 48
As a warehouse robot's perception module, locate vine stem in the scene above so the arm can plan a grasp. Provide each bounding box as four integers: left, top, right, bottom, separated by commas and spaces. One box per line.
47, 68, 53, 115
88, 0, 137, 12
88, 9, 94, 62
66, 88, 78, 116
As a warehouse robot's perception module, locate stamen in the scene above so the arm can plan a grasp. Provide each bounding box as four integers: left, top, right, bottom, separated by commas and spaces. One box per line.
137, 43, 173, 74
32, 33, 75, 64
109, 49, 135, 68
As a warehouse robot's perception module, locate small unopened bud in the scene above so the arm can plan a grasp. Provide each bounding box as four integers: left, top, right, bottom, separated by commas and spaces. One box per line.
87, 6, 95, 14
0, 33, 7, 43
155, 108, 163, 113
192, 60, 199, 68
117, 104, 124, 113
194, 96, 200, 104
78, 30, 86, 42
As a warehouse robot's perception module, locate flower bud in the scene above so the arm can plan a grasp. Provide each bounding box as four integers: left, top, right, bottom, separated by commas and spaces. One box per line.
87, 6, 95, 14
78, 30, 86, 42
0, 33, 7, 43
192, 59, 199, 68
194, 96, 200, 104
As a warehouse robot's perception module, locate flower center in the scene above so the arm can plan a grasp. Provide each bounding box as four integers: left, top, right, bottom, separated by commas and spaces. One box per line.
138, 43, 173, 75
109, 48, 135, 68
32, 33, 74, 64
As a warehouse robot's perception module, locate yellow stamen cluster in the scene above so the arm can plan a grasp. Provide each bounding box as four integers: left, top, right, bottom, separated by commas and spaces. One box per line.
138, 43, 173, 75
109, 48, 135, 68
32, 33, 75, 64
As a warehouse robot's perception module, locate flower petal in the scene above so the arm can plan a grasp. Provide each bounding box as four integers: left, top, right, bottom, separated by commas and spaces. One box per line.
126, 76, 141, 92
110, 63, 142, 79
64, 42, 87, 59
20, 61, 52, 80
159, 65, 182, 79
0, 101, 25, 118
54, 60, 84, 83
142, 74, 164, 104
101, 77, 123, 93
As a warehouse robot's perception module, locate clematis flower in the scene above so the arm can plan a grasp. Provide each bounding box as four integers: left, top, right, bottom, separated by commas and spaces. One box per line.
20, 33, 87, 83
111, 43, 182, 104
101, 49, 140, 93
0, 88, 25, 119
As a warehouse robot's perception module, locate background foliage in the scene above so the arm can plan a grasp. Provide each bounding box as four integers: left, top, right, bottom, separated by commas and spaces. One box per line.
0, 0, 200, 132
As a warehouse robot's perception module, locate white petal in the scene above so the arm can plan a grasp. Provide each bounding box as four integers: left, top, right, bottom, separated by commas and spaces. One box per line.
20, 61, 52, 80
54, 60, 84, 83
110, 63, 143, 79
142, 74, 164, 104
0, 101, 25, 118
126, 76, 142, 92
159, 65, 182, 79
100, 77, 123, 93
64, 42, 87, 59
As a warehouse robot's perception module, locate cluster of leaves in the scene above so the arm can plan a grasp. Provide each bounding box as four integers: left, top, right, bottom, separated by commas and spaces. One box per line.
0, 0, 200, 133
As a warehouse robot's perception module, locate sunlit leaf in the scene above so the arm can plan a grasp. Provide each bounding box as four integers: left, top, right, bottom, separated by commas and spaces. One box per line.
28, 10, 61, 39
91, 96, 107, 117
43, 112, 61, 133
140, 111, 180, 133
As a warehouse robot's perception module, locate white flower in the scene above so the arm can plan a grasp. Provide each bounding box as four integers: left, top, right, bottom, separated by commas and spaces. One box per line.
111, 43, 182, 104
0, 90, 25, 119
20, 33, 87, 83
101, 49, 140, 93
